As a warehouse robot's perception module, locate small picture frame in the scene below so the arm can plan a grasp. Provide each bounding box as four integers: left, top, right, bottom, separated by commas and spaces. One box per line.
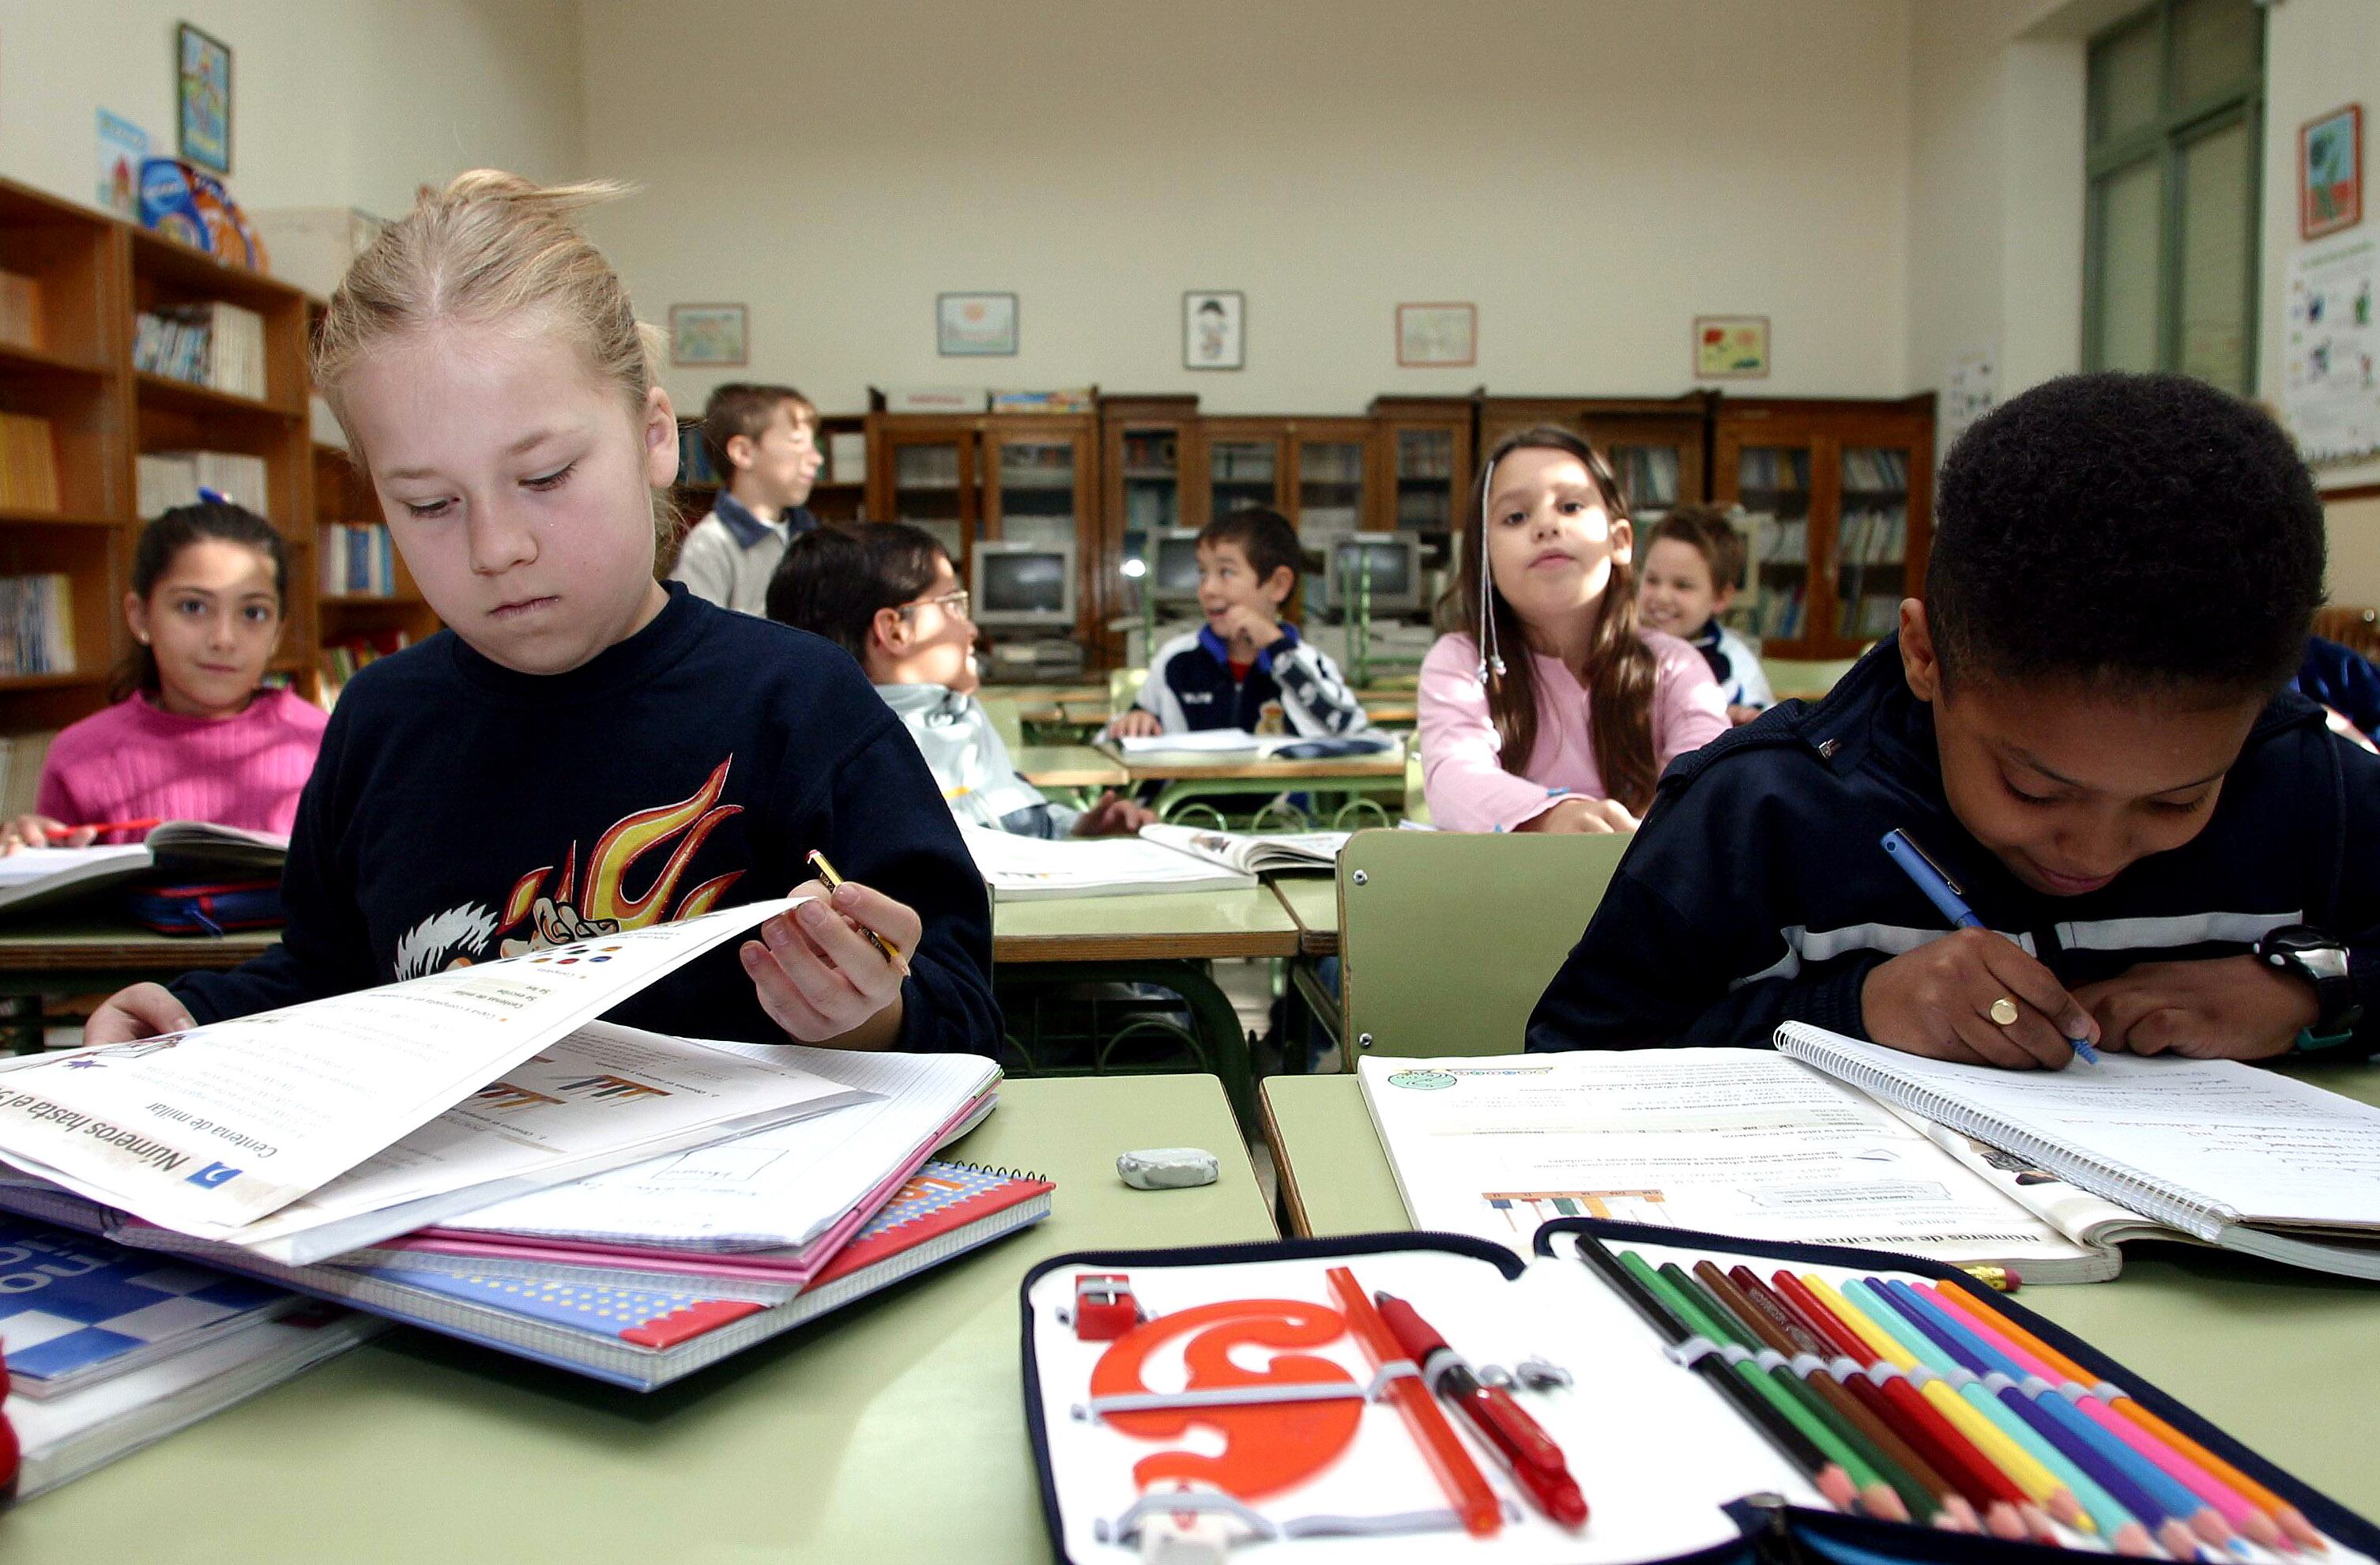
938, 292, 1019, 356
668, 304, 748, 368
1183, 290, 1245, 370
175, 22, 233, 175
1694, 315, 1771, 379
1396, 303, 1476, 368
2301, 104, 2363, 242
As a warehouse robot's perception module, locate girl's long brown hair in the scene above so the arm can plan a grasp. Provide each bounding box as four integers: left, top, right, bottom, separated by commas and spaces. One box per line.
1448, 425, 1660, 813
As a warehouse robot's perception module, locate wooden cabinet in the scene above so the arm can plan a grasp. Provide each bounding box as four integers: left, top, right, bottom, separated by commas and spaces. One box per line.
1369, 395, 1474, 537
1713, 394, 1934, 660
1479, 392, 1712, 523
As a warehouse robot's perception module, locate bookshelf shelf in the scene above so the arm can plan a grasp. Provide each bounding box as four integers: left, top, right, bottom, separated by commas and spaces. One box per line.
0, 671, 105, 692
0, 341, 107, 379
0, 507, 119, 530
134, 371, 298, 420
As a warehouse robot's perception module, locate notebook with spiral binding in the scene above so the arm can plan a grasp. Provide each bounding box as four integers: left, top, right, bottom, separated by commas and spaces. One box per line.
1776, 1022, 2380, 1280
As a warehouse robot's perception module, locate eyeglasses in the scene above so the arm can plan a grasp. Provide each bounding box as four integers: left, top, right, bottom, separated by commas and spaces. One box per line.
898, 589, 970, 620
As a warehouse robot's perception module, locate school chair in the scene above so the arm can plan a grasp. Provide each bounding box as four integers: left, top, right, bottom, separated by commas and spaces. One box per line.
979, 695, 1026, 752
1335, 828, 1632, 1059
1759, 654, 1862, 704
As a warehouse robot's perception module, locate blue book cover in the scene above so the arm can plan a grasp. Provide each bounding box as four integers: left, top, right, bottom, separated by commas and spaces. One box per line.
0, 1215, 292, 1393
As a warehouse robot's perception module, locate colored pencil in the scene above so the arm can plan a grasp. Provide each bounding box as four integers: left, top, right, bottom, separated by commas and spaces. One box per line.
1922, 1280, 2281, 1551
1687, 1261, 1968, 1529
1731, 1265, 2024, 1540
1884, 1280, 2239, 1555
1862, 1279, 2187, 1557
1323, 1265, 1502, 1538
1571, 1237, 1860, 1515
1926, 1282, 2320, 1553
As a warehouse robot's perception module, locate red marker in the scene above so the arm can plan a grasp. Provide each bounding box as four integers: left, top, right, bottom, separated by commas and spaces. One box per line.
1376, 1290, 1588, 1529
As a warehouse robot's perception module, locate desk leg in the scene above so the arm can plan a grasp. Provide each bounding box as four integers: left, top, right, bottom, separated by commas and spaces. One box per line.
1286, 958, 1343, 1070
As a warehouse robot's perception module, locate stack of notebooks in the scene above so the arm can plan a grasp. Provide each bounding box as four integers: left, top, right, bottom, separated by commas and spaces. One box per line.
136, 449, 269, 519
133, 302, 267, 400
0, 896, 1045, 1477
962, 823, 1346, 900
1361, 1028, 2380, 1284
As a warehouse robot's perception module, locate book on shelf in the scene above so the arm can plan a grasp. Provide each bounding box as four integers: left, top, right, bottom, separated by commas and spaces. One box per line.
989, 387, 1094, 414
1840, 447, 1909, 492
318, 522, 397, 597
1736, 448, 1810, 492
0, 574, 74, 677
0, 269, 47, 353
133, 301, 267, 401
0, 411, 60, 511
137, 450, 268, 519
317, 628, 412, 704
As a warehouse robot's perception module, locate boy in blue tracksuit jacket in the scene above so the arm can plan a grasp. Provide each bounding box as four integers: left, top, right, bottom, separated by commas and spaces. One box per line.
1530, 372, 2380, 1067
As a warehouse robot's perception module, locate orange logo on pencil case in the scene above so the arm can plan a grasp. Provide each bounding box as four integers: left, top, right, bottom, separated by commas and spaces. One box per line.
1090, 1299, 1358, 1499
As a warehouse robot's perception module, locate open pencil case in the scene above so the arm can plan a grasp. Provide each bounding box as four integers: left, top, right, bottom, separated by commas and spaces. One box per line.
122, 877, 285, 935
1020, 1221, 2380, 1564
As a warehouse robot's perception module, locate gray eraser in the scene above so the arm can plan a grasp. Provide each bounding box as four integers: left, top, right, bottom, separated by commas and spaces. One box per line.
1117, 1147, 1219, 1190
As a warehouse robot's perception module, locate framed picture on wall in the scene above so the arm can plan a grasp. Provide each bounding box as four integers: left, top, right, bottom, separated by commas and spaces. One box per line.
175, 22, 233, 175
669, 304, 748, 367
1183, 290, 1245, 369
2302, 104, 2363, 241
1694, 315, 1770, 379
1396, 303, 1476, 368
938, 292, 1019, 356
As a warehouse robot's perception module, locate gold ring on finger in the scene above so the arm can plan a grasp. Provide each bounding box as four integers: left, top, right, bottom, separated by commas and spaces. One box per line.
1988, 996, 2020, 1027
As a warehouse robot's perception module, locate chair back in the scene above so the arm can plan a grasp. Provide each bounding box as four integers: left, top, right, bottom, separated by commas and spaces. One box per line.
1337, 828, 1631, 1057
1759, 655, 1862, 703
980, 696, 1025, 752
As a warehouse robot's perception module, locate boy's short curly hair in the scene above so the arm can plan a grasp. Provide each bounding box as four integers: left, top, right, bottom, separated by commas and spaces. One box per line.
1926, 371, 2324, 696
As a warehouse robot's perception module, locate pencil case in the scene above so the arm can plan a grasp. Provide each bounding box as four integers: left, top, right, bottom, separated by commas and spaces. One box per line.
1019, 1220, 2380, 1563
122, 878, 285, 937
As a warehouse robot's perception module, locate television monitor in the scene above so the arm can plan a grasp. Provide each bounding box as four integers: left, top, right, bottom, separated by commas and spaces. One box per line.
971, 540, 1076, 631
1149, 528, 1204, 605
1325, 533, 1424, 617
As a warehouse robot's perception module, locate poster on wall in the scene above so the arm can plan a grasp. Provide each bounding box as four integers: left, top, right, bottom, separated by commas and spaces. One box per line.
938, 292, 1018, 356
96, 111, 148, 217
2301, 104, 2363, 242
175, 22, 233, 175
1183, 291, 1244, 370
2280, 235, 2380, 466
1941, 347, 1997, 453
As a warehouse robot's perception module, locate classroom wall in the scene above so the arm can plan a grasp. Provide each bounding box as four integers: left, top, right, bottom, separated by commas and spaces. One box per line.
579, 0, 1915, 419
0, 0, 584, 224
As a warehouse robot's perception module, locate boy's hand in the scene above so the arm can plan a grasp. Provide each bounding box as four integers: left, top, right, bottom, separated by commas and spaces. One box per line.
83, 983, 196, 1047
1, 814, 95, 854
740, 881, 918, 1049
1073, 790, 1157, 836
1105, 709, 1164, 740
1860, 928, 2099, 1069
2072, 956, 2314, 1061
1212, 603, 1282, 654
1520, 797, 1638, 834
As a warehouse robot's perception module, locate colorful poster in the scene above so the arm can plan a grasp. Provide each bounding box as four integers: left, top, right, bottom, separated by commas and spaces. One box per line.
95, 111, 147, 217
1941, 347, 1997, 453
2282, 235, 2380, 466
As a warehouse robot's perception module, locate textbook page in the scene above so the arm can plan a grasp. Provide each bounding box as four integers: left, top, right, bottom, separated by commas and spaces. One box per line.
1358, 1050, 2110, 1277
0, 896, 798, 1242
1775, 1027, 2380, 1235
435, 1044, 1000, 1250
960, 825, 1253, 900
0, 844, 154, 913
1137, 824, 1346, 875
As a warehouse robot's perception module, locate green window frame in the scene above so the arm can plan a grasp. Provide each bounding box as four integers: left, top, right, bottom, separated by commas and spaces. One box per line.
2082, 0, 2265, 394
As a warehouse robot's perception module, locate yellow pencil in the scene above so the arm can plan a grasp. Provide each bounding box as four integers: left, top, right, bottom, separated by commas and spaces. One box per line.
804, 849, 909, 976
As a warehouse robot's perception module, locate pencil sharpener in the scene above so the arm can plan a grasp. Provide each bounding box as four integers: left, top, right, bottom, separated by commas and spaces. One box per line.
1075, 1273, 1141, 1341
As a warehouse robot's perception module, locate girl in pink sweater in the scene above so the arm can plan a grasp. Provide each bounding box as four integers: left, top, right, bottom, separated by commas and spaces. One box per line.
1420, 426, 1727, 834
4, 503, 326, 850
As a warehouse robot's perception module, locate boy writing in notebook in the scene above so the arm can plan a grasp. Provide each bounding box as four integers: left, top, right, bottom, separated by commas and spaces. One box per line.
1105, 507, 1369, 738
1531, 372, 2380, 1066
668, 383, 823, 615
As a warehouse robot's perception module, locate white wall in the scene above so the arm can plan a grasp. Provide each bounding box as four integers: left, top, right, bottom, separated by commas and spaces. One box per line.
0, 0, 583, 228
581, 0, 1915, 419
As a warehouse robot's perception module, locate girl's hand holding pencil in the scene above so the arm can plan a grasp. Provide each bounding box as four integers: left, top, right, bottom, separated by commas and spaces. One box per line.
0, 813, 99, 853
741, 855, 918, 1049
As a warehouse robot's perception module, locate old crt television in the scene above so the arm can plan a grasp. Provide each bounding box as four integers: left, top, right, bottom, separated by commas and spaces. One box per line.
972, 540, 1076, 631
1325, 533, 1423, 617
1146, 527, 1204, 608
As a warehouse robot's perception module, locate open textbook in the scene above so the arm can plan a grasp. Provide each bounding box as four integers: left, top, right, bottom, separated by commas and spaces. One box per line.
1360, 1050, 2137, 1281
1139, 823, 1345, 875
0, 821, 293, 916
1777, 1021, 2380, 1279
0, 897, 866, 1263
962, 824, 1346, 900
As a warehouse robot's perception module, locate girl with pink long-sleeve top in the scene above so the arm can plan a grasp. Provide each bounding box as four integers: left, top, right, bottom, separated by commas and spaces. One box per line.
1419, 427, 1727, 834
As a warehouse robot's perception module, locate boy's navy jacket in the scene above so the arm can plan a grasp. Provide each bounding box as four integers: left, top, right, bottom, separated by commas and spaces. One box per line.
172, 584, 998, 1054
1529, 635, 2380, 1058
1136, 623, 1369, 736
2295, 634, 2380, 740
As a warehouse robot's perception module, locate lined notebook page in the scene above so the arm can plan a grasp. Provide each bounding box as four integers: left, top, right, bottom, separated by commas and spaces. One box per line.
1777, 1025, 2380, 1231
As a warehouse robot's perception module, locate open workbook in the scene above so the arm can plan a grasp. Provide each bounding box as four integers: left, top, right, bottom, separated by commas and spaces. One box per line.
1776, 1022, 2380, 1279
0, 820, 292, 916
0, 897, 872, 1265
962, 824, 1346, 900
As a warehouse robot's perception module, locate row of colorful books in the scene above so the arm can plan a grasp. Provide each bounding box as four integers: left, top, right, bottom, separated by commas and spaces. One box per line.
316, 628, 411, 706
134, 300, 268, 401
0, 411, 60, 511
318, 523, 397, 597
136, 449, 268, 519
0, 574, 75, 676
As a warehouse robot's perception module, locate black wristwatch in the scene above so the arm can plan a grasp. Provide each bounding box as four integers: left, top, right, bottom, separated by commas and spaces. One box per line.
2254, 924, 2363, 1050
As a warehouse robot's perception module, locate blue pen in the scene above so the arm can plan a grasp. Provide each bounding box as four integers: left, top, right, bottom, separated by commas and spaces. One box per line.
1881, 828, 2101, 1065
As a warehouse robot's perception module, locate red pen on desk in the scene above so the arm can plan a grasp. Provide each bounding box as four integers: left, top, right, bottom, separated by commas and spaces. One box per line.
1376, 1290, 1589, 1529
69, 819, 161, 838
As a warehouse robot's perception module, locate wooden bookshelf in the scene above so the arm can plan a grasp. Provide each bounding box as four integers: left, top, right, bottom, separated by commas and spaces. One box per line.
1479, 391, 1714, 522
